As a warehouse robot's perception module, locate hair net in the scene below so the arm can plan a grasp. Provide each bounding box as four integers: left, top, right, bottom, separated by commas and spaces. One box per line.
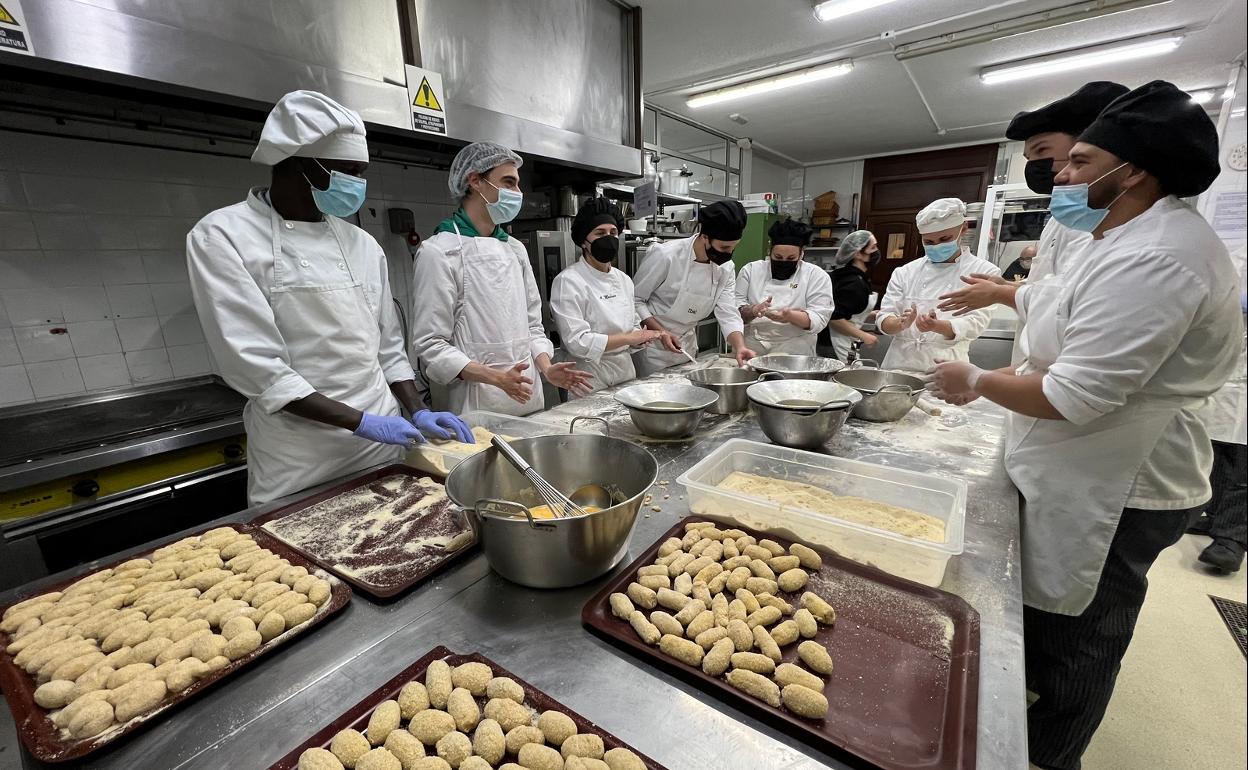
448, 141, 524, 198
832, 230, 874, 268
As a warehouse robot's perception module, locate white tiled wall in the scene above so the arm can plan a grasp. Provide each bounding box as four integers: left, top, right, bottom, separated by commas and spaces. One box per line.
0, 129, 455, 406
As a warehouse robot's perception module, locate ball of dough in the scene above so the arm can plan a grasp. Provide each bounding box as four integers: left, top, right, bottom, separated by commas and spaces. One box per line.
282, 602, 317, 628
517, 742, 563, 770
224, 629, 262, 661
458, 758, 492, 770
330, 728, 372, 767
561, 733, 605, 760
799, 592, 836, 625
221, 615, 257, 641
384, 728, 425, 766
701, 637, 735, 677
789, 542, 822, 570
793, 608, 818, 639
730, 652, 775, 675
409, 709, 456, 745
191, 634, 227, 663
367, 699, 402, 745
781, 683, 829, 719
774, 662, 823, 692
298, 746, 345, 770
356, 747, 402, 770
399, 680, 430, 719
435, 730, 472, 768
167, 657, 210, 693
51, 650, 105, 683
33, 679, 75, 709
607, 593, 634, 620
658, 633, 704, 666
425, 660, 452, 709
770, 619, 799, 647
471, 718, 505, 765
483, 696, 531, 733
566, 758, 611, 770
777, 568, 809, 593
797, 640, 834, 675
68, 698, 114, 739
108, 663, 154, 690
603, 747, 646, 770
450, 662, 492, 696
446, 687, 480, 732
537, 710, 577, 747
410, 758, 451, 770
725, 668, 781, 708
114, 678, 167, 722
484, 676, 524, 704
752, 626, 783, 663
504, 724, 545, 755
70, 664, 114, 701
258, 611, 286, 642
204, 655, 230, 673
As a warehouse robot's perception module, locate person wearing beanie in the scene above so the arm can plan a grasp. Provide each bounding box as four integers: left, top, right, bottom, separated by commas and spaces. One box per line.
187, 91, 471, 505
549, 197, 662, 396
735, 218, 834, 356
632, 200, 757, 375
925, 80, 1240, 770
411, 142, 591, 415
875, 197, 1000, 373
826, 229, 882, 360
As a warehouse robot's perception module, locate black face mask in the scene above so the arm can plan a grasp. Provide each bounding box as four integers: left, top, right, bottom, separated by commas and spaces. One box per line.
1025, 158, 1059, 195
867, 250, 882, 266
770, 259, 799, 280
703, 238, 735, 265
588, 235, 619, 264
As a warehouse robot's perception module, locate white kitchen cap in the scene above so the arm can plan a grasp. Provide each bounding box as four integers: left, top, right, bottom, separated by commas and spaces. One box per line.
916, 197, 967, 234
251, 90, 368, 166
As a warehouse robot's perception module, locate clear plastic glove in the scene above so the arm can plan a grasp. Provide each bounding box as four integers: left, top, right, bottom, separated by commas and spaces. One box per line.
411, 409, 474, 443
354, 412, 426, 447
922, 361, 984, 404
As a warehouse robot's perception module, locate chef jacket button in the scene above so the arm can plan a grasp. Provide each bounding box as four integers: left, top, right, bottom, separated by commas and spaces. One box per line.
284, 222, 294, 230
300, 259, 310, 267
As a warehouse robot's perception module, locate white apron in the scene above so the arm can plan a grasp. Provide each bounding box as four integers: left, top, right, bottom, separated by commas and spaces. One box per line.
829, 291, 877, 361
742, 269, 819, 356
559, 264, 638, 397
1005, 275, 1189, 615
246, 206, 402, 505
444, 225, 543, 416
634, 244, 722, 377
880, 296, 968, 374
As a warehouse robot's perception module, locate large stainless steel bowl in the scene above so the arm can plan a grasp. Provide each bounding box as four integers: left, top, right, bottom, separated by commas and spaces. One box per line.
444, 433, 658, 588
685, 368, 781, 414
746, 379, 862, 450
834, 367, 925, 422
749, 354, 845, 381
614, 382, 719, 438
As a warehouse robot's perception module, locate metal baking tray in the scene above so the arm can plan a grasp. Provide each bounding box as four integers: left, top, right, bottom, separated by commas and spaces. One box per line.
268, 645, 667, 769
582, 520, 980, 769
251, 465, 475, 601
0, 525, 351, 764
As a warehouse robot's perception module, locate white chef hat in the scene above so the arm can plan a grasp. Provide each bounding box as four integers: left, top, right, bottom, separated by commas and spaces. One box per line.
250, 90, 368, 166
916, 198, 967, 234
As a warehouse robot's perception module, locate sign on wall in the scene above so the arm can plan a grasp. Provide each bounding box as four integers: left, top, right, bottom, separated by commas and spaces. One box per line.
0, 0, 35, 56
405, 65, 448, 137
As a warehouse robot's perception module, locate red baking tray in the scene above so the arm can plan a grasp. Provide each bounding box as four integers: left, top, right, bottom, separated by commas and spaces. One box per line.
269, 645, 667, 769
582, 520, 980, 770
0, 525, 351, 764
251, 464, 476, 601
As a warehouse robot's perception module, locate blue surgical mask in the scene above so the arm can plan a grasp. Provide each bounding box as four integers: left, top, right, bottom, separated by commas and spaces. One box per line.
304, 160, 367, 218
481, 180, 523, 225
923, 241, 961, 263
1048, 162, 1128, 233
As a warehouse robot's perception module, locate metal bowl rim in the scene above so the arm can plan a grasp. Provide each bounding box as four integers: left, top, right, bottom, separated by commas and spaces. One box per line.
833, 368, 925, 396
614, 383, 719, 412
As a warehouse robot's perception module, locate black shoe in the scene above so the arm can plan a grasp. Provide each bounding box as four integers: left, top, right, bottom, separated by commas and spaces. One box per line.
1199, 539, 1246, 573
1186, 513, 1211, 536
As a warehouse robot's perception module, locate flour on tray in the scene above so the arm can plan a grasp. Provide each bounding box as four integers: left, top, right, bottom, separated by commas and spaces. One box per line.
262, 474, 468, 591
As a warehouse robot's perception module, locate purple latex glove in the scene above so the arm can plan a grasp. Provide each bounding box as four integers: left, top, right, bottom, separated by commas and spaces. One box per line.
411, 409, 475, 443
353, 412, 425, 446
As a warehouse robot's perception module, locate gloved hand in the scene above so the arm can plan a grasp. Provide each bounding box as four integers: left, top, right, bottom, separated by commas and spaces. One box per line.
923, 361, 984, 404
411, 409, 475, 443
354, 412, 426, 447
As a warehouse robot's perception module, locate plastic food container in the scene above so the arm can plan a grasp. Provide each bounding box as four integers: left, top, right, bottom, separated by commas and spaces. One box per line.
403, 410, 559, 476
676, 439, 966, 586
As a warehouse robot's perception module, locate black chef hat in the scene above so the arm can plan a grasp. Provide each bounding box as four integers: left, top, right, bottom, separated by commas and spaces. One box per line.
1078, 80, 1220, 197
698, 200, 748, 241
767, 217, 812, 247
1005, 81, 1129, 141
571, 196, 624, 246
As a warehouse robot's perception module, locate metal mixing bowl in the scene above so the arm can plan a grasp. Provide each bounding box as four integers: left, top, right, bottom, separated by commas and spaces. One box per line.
614, 382, 719, 438
444, 433, 658, 588
749, 354, 845, 381
834, 367, 925, 422
685, 368, 781, 414
746, 379, 862, 450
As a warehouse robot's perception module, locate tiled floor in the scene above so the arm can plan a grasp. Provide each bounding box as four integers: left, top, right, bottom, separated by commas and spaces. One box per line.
1079, 534, 1247, 770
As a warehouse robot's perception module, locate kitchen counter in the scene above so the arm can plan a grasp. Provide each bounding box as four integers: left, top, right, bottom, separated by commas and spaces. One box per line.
0, 360, 1025, 770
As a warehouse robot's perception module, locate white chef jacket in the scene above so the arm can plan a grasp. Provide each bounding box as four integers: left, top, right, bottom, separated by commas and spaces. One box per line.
876, 251, 1000, 372
1027, 217, 1092, 283
1192, 244, 1247, 446
1018, 196, 1242, 508
409, 227, 554, 416
550, 258, 642, 395
735, 260, 835, 355
187, 188, 413, 504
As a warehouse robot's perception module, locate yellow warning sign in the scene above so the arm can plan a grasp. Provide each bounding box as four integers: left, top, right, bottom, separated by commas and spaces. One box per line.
0, 3, 17, 25
413, 77, 442, 112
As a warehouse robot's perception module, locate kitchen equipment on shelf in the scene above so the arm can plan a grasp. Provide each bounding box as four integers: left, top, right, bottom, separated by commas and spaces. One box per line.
613, 382, 719, 439
749, 354, 845, 381
746, 379, 861, 449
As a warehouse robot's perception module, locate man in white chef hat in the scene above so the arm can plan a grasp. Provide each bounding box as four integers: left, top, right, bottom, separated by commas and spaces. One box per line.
187, 90, 472, 505
875, 198, 1000, 373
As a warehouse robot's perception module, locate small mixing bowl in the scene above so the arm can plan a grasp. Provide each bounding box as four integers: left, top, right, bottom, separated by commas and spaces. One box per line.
685, 368, 781, 414
746, 379, 862, 450
749, 354, 845, 381
614, 382, 719, 439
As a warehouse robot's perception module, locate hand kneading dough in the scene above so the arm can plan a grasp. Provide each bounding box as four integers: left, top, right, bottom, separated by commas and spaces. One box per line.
367, 700, 402, 745
472, 718, 505, 764
356, 747, 402, 770
537, 709, 576, 747
331, 729, 372, 767
384, 728, 426, 765
299, 747, 346, 770
435, 730, 472, 768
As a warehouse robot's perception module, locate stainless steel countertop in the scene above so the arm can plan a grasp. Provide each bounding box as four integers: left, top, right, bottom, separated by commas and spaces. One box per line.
0, 360, 1025, 770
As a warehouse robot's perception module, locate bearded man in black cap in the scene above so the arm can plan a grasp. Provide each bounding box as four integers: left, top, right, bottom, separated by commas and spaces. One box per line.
926, 80, 1241, 770
632, 200, 757, 375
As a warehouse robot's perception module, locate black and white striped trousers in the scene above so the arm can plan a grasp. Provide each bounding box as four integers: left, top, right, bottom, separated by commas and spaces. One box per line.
1024, 504, 1199, 770
1204, 440, 1247, 546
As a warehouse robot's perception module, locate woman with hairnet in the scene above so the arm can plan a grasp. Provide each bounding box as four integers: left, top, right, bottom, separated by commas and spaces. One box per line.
735, 218, 833, 356
826, 229, 881, 361
877, 198, 1000, 373
410, 142, 591, 415
550, 197, 663, 397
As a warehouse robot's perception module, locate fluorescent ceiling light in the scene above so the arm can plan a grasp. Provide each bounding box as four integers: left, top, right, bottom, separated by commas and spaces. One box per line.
1189, 90, 1216, 104
686, 61, 854, 109
813, 0, 899, 23
980, 32, 1183, 85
